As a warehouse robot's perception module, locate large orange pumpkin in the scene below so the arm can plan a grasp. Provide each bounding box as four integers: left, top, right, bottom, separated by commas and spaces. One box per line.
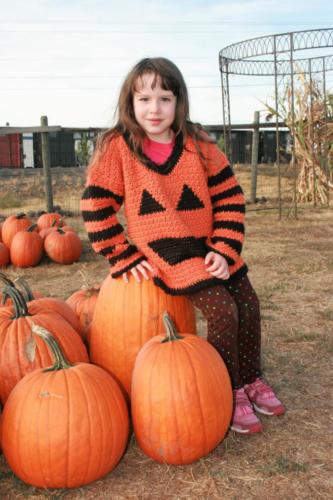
44, 228, 82, 264
89, 275, 197, 396
2, 325, 129, 489
0, 287, 89, 403
1, 213, 32, 249
131, 312, 233, 465
10, 224, 44, 268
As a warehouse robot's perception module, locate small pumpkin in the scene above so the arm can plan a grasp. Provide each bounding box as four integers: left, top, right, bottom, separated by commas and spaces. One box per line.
10, 224, 44, 268
36, 212, 63, 231
1, 213, 32, 249
66, 284, 101, 342
2, 325, 129, 489
131, 312, 233, 465
0, 243, 10, 268
89, 275, 197, 396
0, 286, 89, 403
44, 228, 82, 264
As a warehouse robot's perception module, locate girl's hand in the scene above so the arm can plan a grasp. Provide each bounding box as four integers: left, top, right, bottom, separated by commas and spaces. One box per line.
122, 260, 155, 283
205, 251, 230, 280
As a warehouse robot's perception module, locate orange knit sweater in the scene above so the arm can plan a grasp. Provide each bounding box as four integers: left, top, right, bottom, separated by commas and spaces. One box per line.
81, 133, 247, 295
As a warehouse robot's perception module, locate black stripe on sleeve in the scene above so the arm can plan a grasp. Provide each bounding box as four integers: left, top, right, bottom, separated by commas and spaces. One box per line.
211, 236, 243, 254
81, 205, 116, 222
99, 245, 116, 256
211, 185, 243, 204
87, 224, 123, 243
207, 165, 234, 187
82, 185, 123, 205
213, 221, 245, 233
213, 204, 245, 214
108, 245, 139, 266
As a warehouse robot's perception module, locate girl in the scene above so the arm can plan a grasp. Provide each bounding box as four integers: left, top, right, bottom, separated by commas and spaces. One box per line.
81, 57, 285, 434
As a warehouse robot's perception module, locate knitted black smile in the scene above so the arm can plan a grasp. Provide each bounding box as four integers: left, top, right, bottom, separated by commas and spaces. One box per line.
148, 236, 207, 265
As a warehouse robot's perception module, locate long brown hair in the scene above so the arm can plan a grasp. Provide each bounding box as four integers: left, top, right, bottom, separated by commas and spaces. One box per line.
91, 57, 214, 164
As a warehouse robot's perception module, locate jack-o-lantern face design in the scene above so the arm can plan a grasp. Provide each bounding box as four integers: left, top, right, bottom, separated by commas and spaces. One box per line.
138, 184, 204, 216
138, 184, 207, 266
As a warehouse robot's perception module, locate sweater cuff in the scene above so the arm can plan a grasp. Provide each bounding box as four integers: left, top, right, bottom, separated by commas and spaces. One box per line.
110, 255, 146, 278
206, 244, 235, 266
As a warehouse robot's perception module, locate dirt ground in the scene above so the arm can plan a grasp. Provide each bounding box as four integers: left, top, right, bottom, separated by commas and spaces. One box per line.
0, 166, 332, 499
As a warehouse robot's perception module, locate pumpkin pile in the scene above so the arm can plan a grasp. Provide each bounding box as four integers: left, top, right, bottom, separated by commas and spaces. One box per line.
0, 270, 233, 490
0, 274, 130, 488
0, 212, 82, 268
88, 275, 232, 463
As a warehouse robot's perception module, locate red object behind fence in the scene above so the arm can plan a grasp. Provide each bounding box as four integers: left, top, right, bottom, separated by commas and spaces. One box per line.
0, 134, 21, 168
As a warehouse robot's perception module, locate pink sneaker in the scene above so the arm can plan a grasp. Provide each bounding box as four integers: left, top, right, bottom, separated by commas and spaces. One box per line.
244, 378, 286, 416
230, 388, 263, 434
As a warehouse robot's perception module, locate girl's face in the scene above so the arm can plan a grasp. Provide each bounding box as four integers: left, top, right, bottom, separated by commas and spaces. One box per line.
133, 73, 177, 143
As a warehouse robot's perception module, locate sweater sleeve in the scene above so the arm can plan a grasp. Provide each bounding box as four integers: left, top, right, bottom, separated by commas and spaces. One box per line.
80, 138, 145, 278
205, 143, 246, 265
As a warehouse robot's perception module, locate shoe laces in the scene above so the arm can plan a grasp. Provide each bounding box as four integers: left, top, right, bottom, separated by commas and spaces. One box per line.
250, 378, 274, 396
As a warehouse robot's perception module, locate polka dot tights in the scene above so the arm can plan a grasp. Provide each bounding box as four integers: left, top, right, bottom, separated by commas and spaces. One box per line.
186, 275, 261, 389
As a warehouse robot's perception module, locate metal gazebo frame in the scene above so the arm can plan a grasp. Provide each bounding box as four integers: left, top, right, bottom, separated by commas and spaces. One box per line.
219, 28, 333, 217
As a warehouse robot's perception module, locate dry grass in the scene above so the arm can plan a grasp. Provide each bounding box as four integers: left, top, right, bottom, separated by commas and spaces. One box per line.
0, 167, 332, 499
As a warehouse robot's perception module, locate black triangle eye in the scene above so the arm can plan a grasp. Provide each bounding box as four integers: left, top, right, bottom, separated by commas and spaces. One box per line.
177, 185, 205, 211
139, 189, 166, 215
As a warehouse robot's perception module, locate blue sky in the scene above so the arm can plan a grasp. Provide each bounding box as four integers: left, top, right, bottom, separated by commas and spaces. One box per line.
0, 0, 332, 127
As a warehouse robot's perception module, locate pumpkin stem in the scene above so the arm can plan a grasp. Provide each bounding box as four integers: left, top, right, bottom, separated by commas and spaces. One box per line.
2, 285, 30, 318
161, 312, 184, 343
0, 272, 16, 304
26, 223, 38, 233
31, 323, 73, 371
0, 271, 15, 287
14, 276, 35, 301
16, 212, 27, 219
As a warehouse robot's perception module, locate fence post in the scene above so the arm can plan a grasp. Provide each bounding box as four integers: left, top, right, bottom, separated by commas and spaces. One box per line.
40, 115, 54, 212
250, 111, 260, 204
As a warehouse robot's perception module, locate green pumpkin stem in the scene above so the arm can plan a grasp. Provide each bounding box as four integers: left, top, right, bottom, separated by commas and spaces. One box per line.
0, 272, 16, 304
26, 223, 38, 233
2, 285, 30, 318
16, 212, 27, 219
161, 312, 184, 343
14, 276, 35, 301
31, 323, 72, 371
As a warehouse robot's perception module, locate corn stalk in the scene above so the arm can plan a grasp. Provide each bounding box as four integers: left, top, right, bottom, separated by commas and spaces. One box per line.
265, 73, 333, 205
